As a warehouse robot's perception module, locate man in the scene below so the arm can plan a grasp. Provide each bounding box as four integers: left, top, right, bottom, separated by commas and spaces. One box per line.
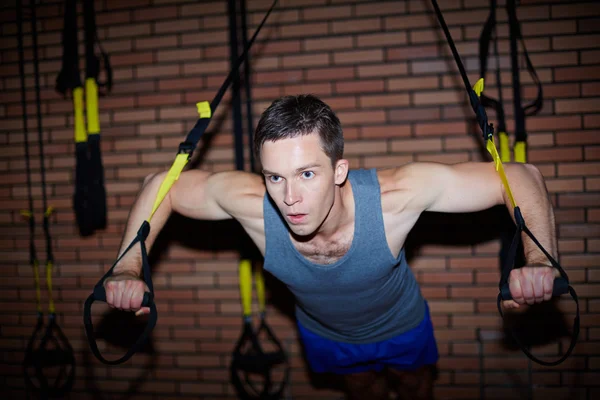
104, 94, 559, 399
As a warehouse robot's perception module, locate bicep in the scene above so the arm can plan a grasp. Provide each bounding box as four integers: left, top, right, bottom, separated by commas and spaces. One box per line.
403, 161, 506, 214
170, 169, 265, 221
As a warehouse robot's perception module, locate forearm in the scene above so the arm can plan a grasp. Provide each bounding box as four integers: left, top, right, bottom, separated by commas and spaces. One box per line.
113, 171, 174, 276
502, 163, 558, 265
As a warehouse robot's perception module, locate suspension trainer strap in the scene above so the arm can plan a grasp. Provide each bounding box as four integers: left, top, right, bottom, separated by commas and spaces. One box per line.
479, 0, 510, 162
55, 0, 97, 237
84, 0, 109, 232
84, 0, 280, 365
507, 0, 543, 163
430, 0, 579, 366
20, 1, 75, 396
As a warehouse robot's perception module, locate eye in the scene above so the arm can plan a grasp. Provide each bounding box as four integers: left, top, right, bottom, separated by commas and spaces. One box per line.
301, 171, 315, 179
268, 175, 282, 183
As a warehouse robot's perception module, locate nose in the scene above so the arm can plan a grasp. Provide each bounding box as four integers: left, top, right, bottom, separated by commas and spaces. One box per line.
283, 182, 300, 207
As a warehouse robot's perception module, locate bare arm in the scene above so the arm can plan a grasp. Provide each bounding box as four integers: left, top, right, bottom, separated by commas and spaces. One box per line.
113, 169, 265, 276
397, 160, 557, 264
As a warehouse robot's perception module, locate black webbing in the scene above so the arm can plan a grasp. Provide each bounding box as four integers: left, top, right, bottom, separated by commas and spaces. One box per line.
84, 0, 279, 366
430, 0, 579, 366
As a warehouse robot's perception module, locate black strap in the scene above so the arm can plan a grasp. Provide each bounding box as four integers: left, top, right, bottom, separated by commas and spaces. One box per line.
23, 315, 76, 398
83, 0, 112, 93
83, 222, 157, 365
19, 2, 75, 397
55, 0, 82, 96
230, 318, 289, 400
478, 0, 507, 136
84, 0, 108, 232
430, 0, 579, 366
83, 0, 279, 365
507, 0, 543, 146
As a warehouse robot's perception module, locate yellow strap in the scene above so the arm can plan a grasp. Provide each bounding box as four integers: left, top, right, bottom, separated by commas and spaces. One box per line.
73, 87, 87, 143
514, 141, 526, 163
46, 261, 55, 314
499, 132, 510, 163
239, 259, 253, 317
148, 102, 210, 221
148, 153, 189, 221
85, 78, 100, 135
255, 265, 266, 314
21, 210, 33, 218
33, 260, 42, 314
473, 78, 518, 210
197, 101, 211, 118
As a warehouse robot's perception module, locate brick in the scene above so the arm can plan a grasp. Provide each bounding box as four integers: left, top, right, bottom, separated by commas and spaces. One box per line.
556, 130, 600, 145
335, 79, 384, 94
522, 20, 577, 36
545, 178, 584, 193
302, 5, 351, 21
304, 36, 353, 52
331, 18, 381, 34
282, 53, 330, 68
415, 121, 468, 136
587, 177, 600, 191
384, 14, 432, 30
357, 32, 407, 48
528, 147, 582, 163
556, 98, 600, 114
551, 3, 600, 18
355, 2, 406, 17
555, 66, 600, 82
108, 23, 151, 38
358, 62, 407, 78
582, 50, 600, 65
305, 66, 355, 81
386, 44, 440, 61
558, 162, 600, 177
113, 109, 157, 123
413, 90, 463, 106
358, 93, 409, 108
583, 83, 600, 97
336, 110, 386, 125
343, 140, 387, 155
280, 22, 328, 38
133, 5, 177, 21
361, 124, 411, 139
586, 146, 600, 160
388, 76, 439, 91
560, 224, 600, 238
333, 49, 384, 64
388, 107, 440, 122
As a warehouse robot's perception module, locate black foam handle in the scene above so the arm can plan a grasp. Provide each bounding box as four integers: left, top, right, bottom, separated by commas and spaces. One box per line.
84, 284, 157, 365
500, 277, 569, 301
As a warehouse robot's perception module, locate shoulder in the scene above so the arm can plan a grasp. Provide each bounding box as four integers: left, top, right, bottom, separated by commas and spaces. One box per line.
207, 170, 266, 219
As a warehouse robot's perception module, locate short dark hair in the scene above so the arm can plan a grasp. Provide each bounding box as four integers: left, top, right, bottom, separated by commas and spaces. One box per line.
253, 94, 344, 165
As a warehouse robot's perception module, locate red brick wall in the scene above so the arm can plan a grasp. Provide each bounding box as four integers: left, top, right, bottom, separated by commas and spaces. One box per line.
1, 0, 599, 399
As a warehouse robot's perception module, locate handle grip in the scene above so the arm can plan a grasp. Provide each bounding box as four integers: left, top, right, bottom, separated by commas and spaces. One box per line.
500, 277, 569, 301
92, 285, 154, 308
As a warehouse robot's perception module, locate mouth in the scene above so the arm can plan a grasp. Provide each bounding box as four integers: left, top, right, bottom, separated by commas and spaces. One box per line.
287, 214, 307, 224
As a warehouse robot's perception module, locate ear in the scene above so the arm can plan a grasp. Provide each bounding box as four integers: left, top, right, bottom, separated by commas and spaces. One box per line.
334, 159, 349, 185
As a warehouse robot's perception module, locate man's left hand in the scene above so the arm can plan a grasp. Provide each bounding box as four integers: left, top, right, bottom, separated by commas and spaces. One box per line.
502, 265, 560, 309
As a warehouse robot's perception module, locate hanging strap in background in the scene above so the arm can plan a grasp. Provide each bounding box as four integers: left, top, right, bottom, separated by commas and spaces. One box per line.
429, 0, 579, 366
479, 0, 510, 162
83, 0, 279, 365
83, 0, 110, 233
56, 0, 96, 237
18, 1, 75, 397
506, 0, 543, 163
231, 261, 289, 399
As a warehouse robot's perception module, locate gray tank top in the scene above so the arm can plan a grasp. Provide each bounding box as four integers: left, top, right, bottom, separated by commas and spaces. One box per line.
262, 168, 425, 344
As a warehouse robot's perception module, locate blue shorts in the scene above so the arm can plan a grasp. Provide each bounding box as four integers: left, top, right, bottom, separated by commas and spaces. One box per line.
297, 301, 439, 374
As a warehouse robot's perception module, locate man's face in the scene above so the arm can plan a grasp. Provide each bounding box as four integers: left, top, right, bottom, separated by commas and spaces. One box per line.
260, 132, 347, 237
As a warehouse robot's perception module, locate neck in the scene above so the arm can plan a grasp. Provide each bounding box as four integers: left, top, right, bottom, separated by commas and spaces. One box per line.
314, 181, 353, 240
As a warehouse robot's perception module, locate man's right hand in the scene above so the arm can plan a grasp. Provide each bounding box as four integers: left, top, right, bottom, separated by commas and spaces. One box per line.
104, 271, 151, 316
